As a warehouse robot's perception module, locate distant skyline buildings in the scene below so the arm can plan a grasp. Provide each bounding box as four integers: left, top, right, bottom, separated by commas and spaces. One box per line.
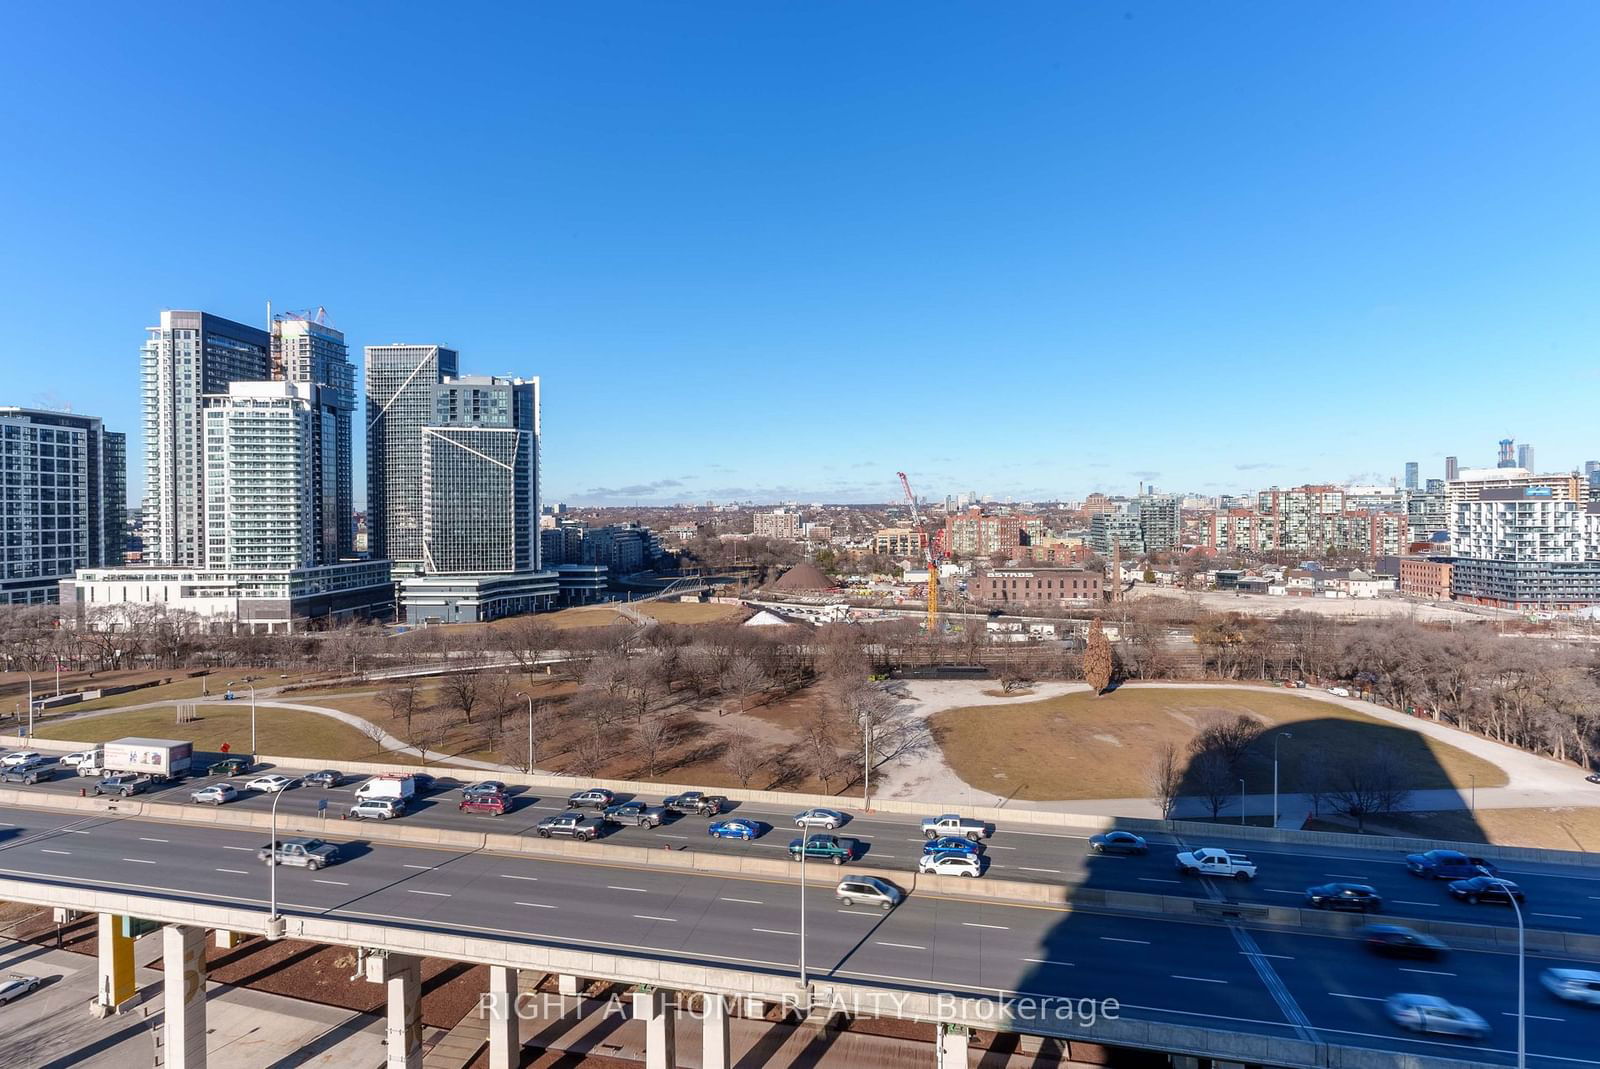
1404, 461, 1418, 490
1517, 442, 1536, 471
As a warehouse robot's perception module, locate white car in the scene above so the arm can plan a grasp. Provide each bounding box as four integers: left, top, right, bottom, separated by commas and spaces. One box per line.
919, 852, 983, 878
1328, 686, 1351, 697
794, 808, 846, 830
1541, 969, 1600, 1005
0, 974, 42, 1004
246, 774, 296, 793
0, 752, 43, 768
190, 783, 238, 806
60, 751, 96, 768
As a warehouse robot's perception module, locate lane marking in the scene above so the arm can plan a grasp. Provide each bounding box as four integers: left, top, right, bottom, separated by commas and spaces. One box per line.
836, 910, 881, 917
1329, 993, 1384, 1002
138, 837, 169, 843
215, 868, 248, 875
720, 897, 763, 905
633, 914, 676, 922
403, 864, 433, 870
1532, 912, 1581, 920
608, 885, 648, 893
1262, 889, 1302, 895
1138, 877, 1180, 885
1100, 937, 1149, 945
1502, 1012, 1564, 1022
1171, 975, 1228, 984
659, 834, 689, 840
752, 927, 798, 936
1393, 900, 1440, 908
122, 858, 156, 865
498, 874, 538, 882
221, 845, 251, 851
1022, 957, 1073, 966
1016, 866, 1062, 874
314, 879, 350, 886
962, 922, 1010, 930
874, 941, 926, 950
407, 889, 450, 897
515, 901, 557, 909
1400, 968, 1456, 977
1243, 951, 1294, 960
40, 849, 70, 856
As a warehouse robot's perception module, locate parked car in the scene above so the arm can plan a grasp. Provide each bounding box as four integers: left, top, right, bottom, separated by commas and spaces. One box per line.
1327, 686, 1351, 697
1363, 925, 1449, 960
1448, 876, 1525, 906
247, 774, 296, 794
663, 790, 728, 816
0, 974, 42, 1004
1088, 830, 1148, 855
459, 791, 509, 816
788, 834, 856, 865
537, 813, 603, 840
1305, 883, 1382, 912
707, 818, 760, 840
207, 756, 253, 777
1384, 994, 1489, 1039
0, 752, 44, 769
836, 876, 902, 911
1406, 849, 1498, 880
919, 851, 982, 878
258, 837, 338, 870
920, 814, 990, 841
603, 801, 666, 828
793, 807, 846, 830
923, 835, 982, 857
1540, 969, 1600, 1005
349, 798, 403, 821
1175, 847, 1257, 881
190, 783, 238, 806
462, 780, 507, 797
303, 769, 342, 788
566, 788, 615, 810
93, 774, 152, 797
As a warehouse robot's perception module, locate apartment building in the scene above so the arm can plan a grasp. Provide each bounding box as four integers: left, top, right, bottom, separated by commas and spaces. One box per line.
1399, 557, 1453, 601
943, 507, 1022, 558
873, 527, 927, 559
1450, 487, 1600, 609
365, 343, 459, 570
1088, 511, 1144, 556
272, 313, 355, 563
752, 508, 802, 540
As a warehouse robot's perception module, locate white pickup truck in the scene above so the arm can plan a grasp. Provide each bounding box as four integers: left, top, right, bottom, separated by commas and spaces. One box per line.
920, 814, 991, 841
1175, 847, 1257, 881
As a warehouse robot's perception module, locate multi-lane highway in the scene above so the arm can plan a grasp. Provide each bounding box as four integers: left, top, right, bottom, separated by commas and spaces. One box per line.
0, 798, 1596, 1067
9, 749, 1600, 937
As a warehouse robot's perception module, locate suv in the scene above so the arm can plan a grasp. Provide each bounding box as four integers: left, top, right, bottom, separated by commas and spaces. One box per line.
303, 769, 342, 788
207, 756, 253, 777
663, 791, 727, 817
459, 791, 509, 816
94, 774, 151, 797
190, 783, 238, 806
258, 838, 338, 870
538, 813, 603, 841
349, 798, 403, 820
1175, 847, 1257, 881
836, 876, 903, 911
603, 801, 665, 828
0, 752, 45, 769
919, 851, 982, 878
566, 788, 616, 810
1405, 849, 1498, 880
788, 834, 855, 865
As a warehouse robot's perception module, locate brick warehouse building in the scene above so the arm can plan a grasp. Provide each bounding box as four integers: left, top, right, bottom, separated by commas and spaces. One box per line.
969, 567, 1102, 607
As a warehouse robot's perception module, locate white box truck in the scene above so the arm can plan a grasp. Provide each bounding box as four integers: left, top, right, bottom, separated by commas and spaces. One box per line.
355, 774, 417, 806
100, 738, 194, 783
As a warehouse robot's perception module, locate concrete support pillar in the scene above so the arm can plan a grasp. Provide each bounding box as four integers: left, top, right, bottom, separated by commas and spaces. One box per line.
91, 913, 135, 1017
486, 965, 520, 1069
739, 996, 766, 1018
937, 1024, 969, 1069
557, 973, 584, 997
213, 930, 242, 950
1169, 1057, 1200, 1069
702, 994, 730, 1069
379, 954, 423, 1069
162, 924, 208, 1069
631, 987, 676, 1069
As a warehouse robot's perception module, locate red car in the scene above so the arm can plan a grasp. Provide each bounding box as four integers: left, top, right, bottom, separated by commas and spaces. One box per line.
459, 791, 509, 816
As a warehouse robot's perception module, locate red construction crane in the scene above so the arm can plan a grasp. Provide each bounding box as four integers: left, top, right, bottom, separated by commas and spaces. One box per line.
897, 472, 939, 633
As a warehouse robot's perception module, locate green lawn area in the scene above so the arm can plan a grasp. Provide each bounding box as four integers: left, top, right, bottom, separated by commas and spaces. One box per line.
931, 687, 1509, 802
43, 705, 387, 761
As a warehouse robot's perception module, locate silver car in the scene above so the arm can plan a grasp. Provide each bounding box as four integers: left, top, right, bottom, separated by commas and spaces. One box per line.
1541, 969, 1600, 1005
794, 807, 846, 830
0, 974, 42, 1004
836, 876, 902, 911
1384, 994, 1488, 1039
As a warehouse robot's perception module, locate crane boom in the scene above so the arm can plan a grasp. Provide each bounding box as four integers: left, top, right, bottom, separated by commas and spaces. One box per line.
896, 471, 938, 633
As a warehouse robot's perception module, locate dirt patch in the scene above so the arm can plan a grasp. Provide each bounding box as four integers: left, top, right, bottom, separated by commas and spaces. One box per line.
980, 688, 1035, 698
43, 704, 387, 762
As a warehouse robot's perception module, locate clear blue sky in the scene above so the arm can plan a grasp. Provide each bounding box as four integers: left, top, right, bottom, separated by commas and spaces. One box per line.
3, 3, 1598, 506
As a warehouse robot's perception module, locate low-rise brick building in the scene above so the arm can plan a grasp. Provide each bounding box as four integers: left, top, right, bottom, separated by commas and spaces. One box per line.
1399, 557, 1453, 601
969, 567, 1102, 607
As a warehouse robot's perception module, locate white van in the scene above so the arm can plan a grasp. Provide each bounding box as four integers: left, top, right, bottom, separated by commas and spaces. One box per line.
355, 774, 417, 803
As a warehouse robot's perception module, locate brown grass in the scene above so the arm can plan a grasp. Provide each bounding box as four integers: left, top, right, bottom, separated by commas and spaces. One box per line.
1309, 807, 1600, 851
931, 687, 1509, 802
44, 704, 386, 761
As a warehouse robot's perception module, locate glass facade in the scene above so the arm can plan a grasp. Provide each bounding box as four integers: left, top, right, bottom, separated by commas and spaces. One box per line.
365, 345, 459, 568
273, 316, 355, 563
203, 382, 314, 571
420, 376, 537, 574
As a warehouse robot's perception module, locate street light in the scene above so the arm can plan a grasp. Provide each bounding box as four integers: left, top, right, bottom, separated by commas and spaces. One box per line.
1505, 882, 1526, 1069
1272, 732, 1293, 827
267, 785, 288, 936
514, 692, 536, 772
861, 717, 874, 811
798, 831, 809, 987
228, 680, 257, 758
1239, 778, 1247, 826
1470, 773, 1477, 812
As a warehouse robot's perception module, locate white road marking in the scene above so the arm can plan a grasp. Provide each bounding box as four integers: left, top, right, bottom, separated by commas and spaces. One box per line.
1393, 900, 1440, 908
1023, 957, 1073, 967
138, 837, 169, 843
215, 868, 248, 875
1262, 888, 1302, 895
1100, 937, 1150, 945
633, 914, 676, 922
1502, 1012, 1564, 1022
122, 858, 156, 865
1325, 873, 1367, 880
1017, 866, 1062, 874
608, 885, 648, 893
40, 849, 70, 855
1172, 975, 1228, 984
220, 845, 251, 851
515, 901, 557, 909
874, 941, 926, 950
1330, 993, 1384, 1002
1532, 912, 1581, 920
836, 910, 881, 917
314, 879, 349, 886
63, 830, 89, 835
1138, 877, 1180, 885
752, 927, 798, 936
659, 834, 689, 840
403, 864, 433, 870
498, 874, 539, 881
1242, 951, 1294, 960
1400, 968, 1456, 977
986, 845, 1016, 850
962, 922, 1009, 930
720, 897, 763, 905
407, 889, 450, 897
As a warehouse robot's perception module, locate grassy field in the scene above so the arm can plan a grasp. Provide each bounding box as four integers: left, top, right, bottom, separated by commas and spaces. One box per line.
1309, 807, 1600, 851
931, 687, 1509, 802
43, 705, 386, 761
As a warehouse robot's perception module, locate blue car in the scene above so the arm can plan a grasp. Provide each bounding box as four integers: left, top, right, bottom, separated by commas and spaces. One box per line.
708, 818, 760, 841
923, 835, 981, 857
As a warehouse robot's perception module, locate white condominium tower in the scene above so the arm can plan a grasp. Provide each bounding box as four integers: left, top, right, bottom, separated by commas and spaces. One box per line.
272, 311, 355, 564
202, 381, 315, 570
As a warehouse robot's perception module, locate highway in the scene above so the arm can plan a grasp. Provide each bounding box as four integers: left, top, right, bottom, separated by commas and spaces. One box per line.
10, 750, 1600, 937
0, 799, 1595, 1067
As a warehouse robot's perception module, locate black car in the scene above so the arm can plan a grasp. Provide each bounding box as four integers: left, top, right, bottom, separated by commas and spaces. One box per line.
303, 769, 342, 788
1088, 830, 1148, 855
1448, 876, 1525, 905
1305, 882, 1383, 913
1587, 772, 1600, 784
1405, 849, 1498, 880
1363, 925, 1449, 960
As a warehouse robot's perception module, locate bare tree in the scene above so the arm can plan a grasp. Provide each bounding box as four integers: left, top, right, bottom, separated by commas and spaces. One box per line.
623, 651, 671, 725
632, 708, 678, 779
718, 654, 771, 715
800, 706, 848, 792
1192, 749, 1237, 820
1148, 740, 1184, 819
377, 679, 421, 739
1321, 750, 1411, 832
359, 718, 389, 756
501, 618, 558, 682
723, 730, 768, 787
1083, 618, 1114, 696
1189, 713, 1258, 771
440, 670, 482, 724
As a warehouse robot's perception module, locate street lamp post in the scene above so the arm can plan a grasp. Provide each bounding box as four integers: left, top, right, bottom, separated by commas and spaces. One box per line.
861, 717, 873, 811
515, 692, 536, 772
1470, 773, 1477, 812
1272, 731, 1293, 828
268, 786, 288, 934
1506, 883, 1526, 1069
798, 832, 809, 988
1239, 779, 1247, 826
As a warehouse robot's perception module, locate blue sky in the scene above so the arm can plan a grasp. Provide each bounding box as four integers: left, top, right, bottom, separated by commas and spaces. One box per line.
3, 3, 1598, 506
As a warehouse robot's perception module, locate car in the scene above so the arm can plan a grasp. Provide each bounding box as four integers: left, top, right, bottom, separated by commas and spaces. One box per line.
1305, 883, 1383, 912
303, 769, 342, 788
1587, 772, 1600, 785
603, 801, 666, 828
1175, 847, 1257, 881
1363, 925, 1449, 960
0, 974, 42, 1004
349, 798, 403, 820
836, 876, 903, 911
1384, 994, 1489, 1039
1448, 876, 1525, 906
708, 818, 760, 841
663, 791, 728, 816
60, 751, 96, 768
923, 836, 981, 857
1540, 968, 1600, 1005
463, 780, 507, 797
190, 783, 238, 806
258, 837, 338, 870
794, 807, 846, 830
1327, 686, 1351, 697
93, 774, 151, 797
1088, 830, 1148, 855
919, 851, 982, 878
1405, 849, 1498, 880
247, 774, 296, 793
0, 751, 43, 769
566, 787, 615, 810
459, 791, 509, 815
788, 834, 855, 865
537, 813, 603, 840
920, 814, 990, 841
207, 756, 252, 777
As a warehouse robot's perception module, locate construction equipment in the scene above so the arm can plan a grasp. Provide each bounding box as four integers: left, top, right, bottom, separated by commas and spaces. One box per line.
896, 472, 939, 632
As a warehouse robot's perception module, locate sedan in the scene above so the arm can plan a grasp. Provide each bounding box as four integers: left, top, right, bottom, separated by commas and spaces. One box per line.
246, 774, 296, 794
190, 783, 238, 806
919, 851, 982, 878
1447, 876, 1525, 906
1384, 994, 1489, 1039
923, 836, 981, 857
0, 974, 42, 1004
303, 769, 342, 788
1363, 925, 1448, 960
1305, 883, 1383, 913
0, 752, 42, 768
1540, 969, 1600, 1006
463, 780, 507, 797
794, 808, 846, 830
708, 818, 760, 841
1088, 830, 1148, 855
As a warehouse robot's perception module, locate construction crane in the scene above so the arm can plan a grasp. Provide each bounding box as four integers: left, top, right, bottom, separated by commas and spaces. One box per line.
897, 471, 939, 633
